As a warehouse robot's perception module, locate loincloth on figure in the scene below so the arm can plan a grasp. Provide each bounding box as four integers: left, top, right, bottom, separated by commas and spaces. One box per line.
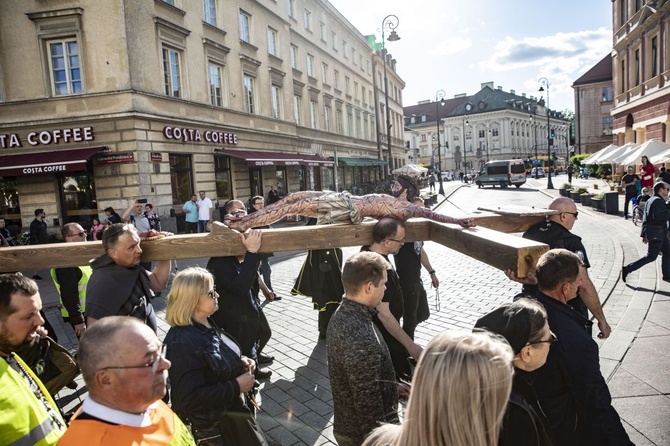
316, 192, 363, 225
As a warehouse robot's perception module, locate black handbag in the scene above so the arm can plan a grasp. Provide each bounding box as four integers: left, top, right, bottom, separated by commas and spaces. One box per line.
643, 224, 666, 242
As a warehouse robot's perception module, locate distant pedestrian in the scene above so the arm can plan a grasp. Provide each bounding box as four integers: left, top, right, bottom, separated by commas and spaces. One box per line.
29, 208, 48, 280
197, 190, 213, 232
267, 185, 280, 205
103, 206, 122, 225
567, 164, 574, 183
0, 218, 18, 246
144, 203, 161, 231
622, 181, 670, 283
620, 166, 640, 219
639, 155, 656, 189
182, 194, 199, 234
428, 173, 436, 193
659, 166, 670, 183
121, 199, 153, 270
459, 171, 464, 182
90, 218, 105, 241
328, 251, 399, 446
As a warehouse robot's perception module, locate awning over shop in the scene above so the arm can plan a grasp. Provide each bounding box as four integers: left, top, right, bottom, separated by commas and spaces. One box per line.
336, 157, 388, 167
301, 154, 334, 167
217, 149, 335, 167
217, 149, 303, 166
0, 146, 107, 177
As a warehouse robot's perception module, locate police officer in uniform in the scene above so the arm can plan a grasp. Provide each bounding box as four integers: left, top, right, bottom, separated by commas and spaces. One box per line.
507, 197, 612, 339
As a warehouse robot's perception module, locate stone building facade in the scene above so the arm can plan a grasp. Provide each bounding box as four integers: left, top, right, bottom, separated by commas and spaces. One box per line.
611, 0, 670, 145
573, 55, 615, 155
0, 0, 404, 235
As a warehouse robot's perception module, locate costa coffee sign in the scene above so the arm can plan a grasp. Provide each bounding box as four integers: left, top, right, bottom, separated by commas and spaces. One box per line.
0, 127, 94, 149
162, 126, 238, 145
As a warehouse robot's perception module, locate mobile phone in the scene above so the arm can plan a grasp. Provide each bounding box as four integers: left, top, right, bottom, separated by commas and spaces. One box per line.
137, 198, 148, 204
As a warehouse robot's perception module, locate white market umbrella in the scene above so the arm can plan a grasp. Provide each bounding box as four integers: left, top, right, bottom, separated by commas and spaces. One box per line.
616, 139, 670, 166
582, 144, 618, 165
650, 148, 670, 164
392, 164, 428, 176
597, 142, 639, 164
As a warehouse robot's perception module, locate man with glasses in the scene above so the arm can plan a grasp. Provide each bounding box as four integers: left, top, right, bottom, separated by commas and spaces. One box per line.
59, 316, 194, 445
86, 224, 171, 333
533, 249, 632, 445
361, 218, 421, 381
622, 181, 670, 283
50, 223, 91, 337
509, 197, 612, 339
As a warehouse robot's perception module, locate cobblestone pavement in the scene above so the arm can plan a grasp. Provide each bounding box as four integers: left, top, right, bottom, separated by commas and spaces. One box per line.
36, 176, 667, 445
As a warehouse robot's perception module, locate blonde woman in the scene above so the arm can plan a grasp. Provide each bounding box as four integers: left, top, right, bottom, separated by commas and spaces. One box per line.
164, 267, 268, 446
363, 331, 514, 446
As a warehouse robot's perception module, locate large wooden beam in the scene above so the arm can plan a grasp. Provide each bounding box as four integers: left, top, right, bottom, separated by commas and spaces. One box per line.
0, 219, 547, 277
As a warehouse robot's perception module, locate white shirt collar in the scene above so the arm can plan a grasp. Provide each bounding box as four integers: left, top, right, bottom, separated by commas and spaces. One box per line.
82, 397, 158, 427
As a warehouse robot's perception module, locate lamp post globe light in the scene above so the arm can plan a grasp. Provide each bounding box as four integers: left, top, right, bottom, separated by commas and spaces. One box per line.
538, 77, 554, 189
435, 89, 446, 195
381, 14, 400, 177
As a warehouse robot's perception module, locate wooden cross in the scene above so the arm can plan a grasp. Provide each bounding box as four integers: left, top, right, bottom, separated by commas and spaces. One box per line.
0, 206, 553, 277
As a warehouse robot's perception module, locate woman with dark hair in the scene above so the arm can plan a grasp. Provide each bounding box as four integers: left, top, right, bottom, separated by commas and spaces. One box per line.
639, 155, 656, 189
474, 298, 555, 446
103, 207, 122, 225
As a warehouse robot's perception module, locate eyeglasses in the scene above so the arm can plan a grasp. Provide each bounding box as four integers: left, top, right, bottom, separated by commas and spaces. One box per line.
387, 238, 405, 244
207, 288, 218, 298
528, 332, 558, 345
102, 344, 166, 374
564, 211, 578, 218
69, 231, 86, 237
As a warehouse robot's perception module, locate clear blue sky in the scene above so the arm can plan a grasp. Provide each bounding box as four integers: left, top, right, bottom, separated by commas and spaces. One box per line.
328, 0, 613, 112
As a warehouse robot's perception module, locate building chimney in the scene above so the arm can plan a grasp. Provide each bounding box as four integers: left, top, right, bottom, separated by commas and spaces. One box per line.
521, 93, 526, 98
510, 89, 515, 95
481, 81, 495, 90
497, 86, 503, 90
454, 93, 467, 98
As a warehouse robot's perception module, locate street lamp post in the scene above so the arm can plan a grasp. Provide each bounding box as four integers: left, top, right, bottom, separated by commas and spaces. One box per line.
462, 116, 469, 182
530, 114, 538, 179
435, 89, 446, 195
381, 15, 400, 177
539, 77, 554, 189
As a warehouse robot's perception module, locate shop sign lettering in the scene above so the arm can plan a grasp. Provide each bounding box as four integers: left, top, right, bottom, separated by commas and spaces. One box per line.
0, 127, 94, 149
23, 164, 67, 174
163, 126, 238, 145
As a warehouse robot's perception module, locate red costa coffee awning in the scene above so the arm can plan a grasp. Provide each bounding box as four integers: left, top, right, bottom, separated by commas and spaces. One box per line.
0, 146, 107, 176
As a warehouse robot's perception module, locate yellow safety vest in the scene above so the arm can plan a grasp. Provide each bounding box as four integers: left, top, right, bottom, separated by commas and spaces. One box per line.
50, 265, 92, 318
0, 353, 65, 445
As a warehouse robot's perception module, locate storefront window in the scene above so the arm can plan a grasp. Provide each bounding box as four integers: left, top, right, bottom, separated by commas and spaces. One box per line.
322, 167, 334, 191
249, 168, 262, 197
0, 177, 21, 231
214, 156, 232, 202
59, 173, 98, 231
275, 168, 286, 197
170, 154, 193, 205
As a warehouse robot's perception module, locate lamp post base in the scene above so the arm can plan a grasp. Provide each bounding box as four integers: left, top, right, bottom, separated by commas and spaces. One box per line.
438, 178, 445, 195
547, 173, 554, 189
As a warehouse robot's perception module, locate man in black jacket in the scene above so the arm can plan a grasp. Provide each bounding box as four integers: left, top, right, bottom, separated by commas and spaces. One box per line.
534, 249, 632, 446
508, 197, 611, 339
207, 199, 272, 379
29, 208, 48, 280
622, 181, 670, 282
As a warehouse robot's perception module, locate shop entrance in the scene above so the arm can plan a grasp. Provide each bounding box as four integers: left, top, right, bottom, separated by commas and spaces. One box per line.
58, 170, 98, 232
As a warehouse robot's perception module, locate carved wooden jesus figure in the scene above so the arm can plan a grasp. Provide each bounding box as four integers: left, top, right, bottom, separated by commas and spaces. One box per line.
224, 181, 475, 232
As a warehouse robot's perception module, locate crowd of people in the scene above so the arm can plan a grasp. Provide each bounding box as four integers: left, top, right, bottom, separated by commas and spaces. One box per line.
0, 175, 636, 446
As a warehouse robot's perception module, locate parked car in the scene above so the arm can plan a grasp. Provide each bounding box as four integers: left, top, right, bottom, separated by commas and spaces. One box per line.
530, 167, 546, 178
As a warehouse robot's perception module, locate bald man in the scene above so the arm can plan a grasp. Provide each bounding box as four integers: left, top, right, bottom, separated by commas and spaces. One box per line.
508, 197, 611, 339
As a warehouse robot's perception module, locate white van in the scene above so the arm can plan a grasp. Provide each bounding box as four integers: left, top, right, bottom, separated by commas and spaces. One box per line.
475, 159, 527, 188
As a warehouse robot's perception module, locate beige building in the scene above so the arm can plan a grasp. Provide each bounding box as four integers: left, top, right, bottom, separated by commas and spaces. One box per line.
404, 82, 570, 173
573, 55, 614, 155
611, 0, 670, 145
0, 0, 403, 235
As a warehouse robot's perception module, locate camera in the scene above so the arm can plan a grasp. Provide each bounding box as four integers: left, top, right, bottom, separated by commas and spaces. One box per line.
137, 198, 148, 204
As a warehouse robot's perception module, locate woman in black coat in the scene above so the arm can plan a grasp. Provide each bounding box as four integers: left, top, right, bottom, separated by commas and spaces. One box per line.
475, 298, 555, 446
